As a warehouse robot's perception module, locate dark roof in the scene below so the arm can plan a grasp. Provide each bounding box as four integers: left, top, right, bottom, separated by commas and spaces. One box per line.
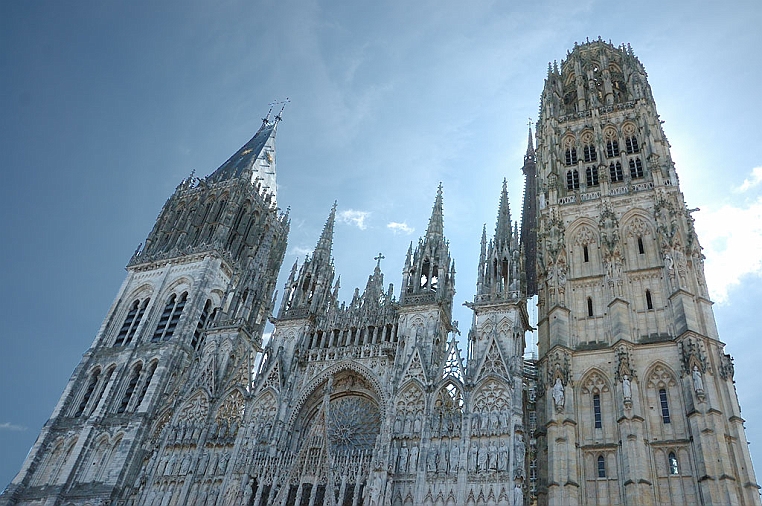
206, 122, 275, 183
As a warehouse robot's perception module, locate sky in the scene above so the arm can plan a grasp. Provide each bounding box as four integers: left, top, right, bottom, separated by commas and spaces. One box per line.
1, 0, 762, 490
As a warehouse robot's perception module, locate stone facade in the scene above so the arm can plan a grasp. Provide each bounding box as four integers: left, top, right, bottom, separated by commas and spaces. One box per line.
532, 39, 761, 506
1, 41, 759, 506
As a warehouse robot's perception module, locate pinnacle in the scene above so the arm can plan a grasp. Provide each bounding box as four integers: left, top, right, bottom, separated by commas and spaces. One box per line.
425, 183, 444, 239
314, 202, 337, 260
494, 179, 512, 247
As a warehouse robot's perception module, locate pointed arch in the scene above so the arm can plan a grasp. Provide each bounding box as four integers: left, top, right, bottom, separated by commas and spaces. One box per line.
578, 368, 613, 442
470, 377, 511, 435
394, 380, 426, 437
431, 380, 463, 437
176, 389, 210, 424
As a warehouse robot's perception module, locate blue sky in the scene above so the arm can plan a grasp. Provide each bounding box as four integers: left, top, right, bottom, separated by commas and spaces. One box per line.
2, 0, 762, 489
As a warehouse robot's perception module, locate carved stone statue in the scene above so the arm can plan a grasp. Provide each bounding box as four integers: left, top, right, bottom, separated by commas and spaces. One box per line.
692, 365, 704, 394
398, 442, 409, 474
513, 483, 523, 506
427, 446, 437, 472
498, 440, 509, 471
468, 441, 478, 472
552, 377, 565, 412
450, 442, 460, 473
409, 444, 419, 473
622, 374, 632, 402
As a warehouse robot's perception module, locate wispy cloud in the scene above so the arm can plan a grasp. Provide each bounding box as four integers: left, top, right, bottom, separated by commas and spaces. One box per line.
0, 422, 27, 432
289, 246, 313, 257
387, 222, 414, 234
338, 210, 369, 230
736, 166, 762, 193
695, 197, 762, 303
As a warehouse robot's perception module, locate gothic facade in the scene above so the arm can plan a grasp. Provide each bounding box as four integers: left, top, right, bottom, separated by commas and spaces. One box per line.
531, 40, 760, 506
1, 41, 759, 506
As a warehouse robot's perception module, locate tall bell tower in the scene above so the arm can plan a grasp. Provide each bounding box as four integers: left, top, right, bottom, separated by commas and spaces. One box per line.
532, 40, 760, 506
1, 113, 289, 506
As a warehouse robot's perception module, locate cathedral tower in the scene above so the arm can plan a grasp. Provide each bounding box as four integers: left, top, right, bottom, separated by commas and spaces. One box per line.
1, 114, 289, 506
532, 40, 760, 506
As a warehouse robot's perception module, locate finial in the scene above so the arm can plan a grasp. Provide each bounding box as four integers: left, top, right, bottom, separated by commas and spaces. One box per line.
374, 253, 385, 269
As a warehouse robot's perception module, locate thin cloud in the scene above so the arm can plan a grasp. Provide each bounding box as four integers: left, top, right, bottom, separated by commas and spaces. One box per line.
736, 166, 762, 193
0, 422, 27, 432
338, 210, 369, 230
289, 246, 313, 257
695, 197, 762, 303
387, 222, 414, 234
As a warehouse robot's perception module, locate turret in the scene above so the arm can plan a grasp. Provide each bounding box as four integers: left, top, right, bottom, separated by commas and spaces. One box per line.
400, 184, 455, 317
278, 203, 338, 319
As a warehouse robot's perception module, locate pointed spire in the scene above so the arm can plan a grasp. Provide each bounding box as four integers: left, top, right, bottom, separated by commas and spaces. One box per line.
425, 183, 444, 238
494, 179, 512, 249
206, 116, 277, 186
314, 202, 337, 260
525, 126, 536, 164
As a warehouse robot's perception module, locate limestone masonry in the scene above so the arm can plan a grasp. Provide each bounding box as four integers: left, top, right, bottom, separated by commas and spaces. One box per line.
2, 40, 758, 506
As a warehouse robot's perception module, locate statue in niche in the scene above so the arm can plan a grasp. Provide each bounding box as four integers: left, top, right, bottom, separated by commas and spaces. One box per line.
436, 441, 447, 473
389, 444, 398, 473
490, 411, 500, 433
409, 444, 419, 473
403, 413, 412, 434
552, 378, 565, 412
477, 441, 488, 472
414, 413, 422, 434
472, 413, 481, 434
450, 442, 460, 473
498, 440, 509, 471
394, 415, 402, 433
427, 446, 437, 472
514, 434, 525, 472
398, 442, 409, 474
513, 483, 523, 506
488, 440, 498, 470
468, 441, 478, 472
692, 365, 704, 395
622, 374, 632, 402
197, 451, 209, 475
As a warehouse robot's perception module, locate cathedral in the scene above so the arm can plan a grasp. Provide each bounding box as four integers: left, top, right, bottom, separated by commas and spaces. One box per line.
1, 40, 759, 506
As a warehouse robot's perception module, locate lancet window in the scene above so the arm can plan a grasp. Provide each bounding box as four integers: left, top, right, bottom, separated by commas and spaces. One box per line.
585, 166, 599, 186
593, 393, 602, 428
566, 169, 580, 190
659, 388, 671, 423
114, 298, 149, 346
152, 291, 188, 342
629, 157, 644, 178
134, 361, 157, 410
192, 299, 216, 350
597, 455, 606, 478
609, 162, 623, 182
625, 135, 640, 154
74, 368, 100, 417
583, 144, 597, 162
606, 138, 620, 158
669, 452, 679, 475
564, 147, 578, 166
117, 363, 142, 414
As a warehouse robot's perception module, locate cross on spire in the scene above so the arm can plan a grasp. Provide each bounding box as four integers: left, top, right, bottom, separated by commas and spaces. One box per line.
374, 253, 385, 268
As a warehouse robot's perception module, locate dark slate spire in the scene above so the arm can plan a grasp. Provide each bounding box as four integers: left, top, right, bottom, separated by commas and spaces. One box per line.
425, 183, 444, 239
525, 125, 536, 163
206, 112, 281, 203
520, 126, 538, 296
